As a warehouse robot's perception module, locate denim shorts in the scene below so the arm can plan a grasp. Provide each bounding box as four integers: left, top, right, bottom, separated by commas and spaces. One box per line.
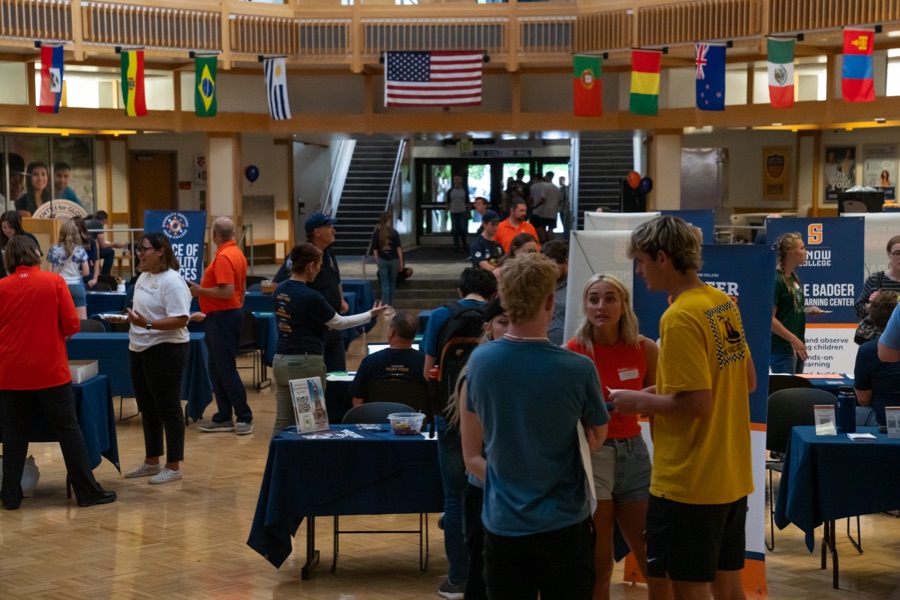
67, 283, 86, 308
591, 434, 651, 504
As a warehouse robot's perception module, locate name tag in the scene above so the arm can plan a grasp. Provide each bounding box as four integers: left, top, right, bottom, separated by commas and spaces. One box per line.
618, 367, 639, 381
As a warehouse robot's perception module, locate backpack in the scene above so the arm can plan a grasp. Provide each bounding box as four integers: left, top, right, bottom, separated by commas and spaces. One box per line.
431, 301, 487, 416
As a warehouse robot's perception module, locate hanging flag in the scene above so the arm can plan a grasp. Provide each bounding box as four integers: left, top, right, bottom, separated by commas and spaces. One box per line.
630, 49, 662, 116
842, 28, 875, 102
120, 49, 147, 117
264, 57, 291, 120
767, 37, 795, 108
38, 45, 64, 114
695, 43, 725, 111
385, 50, 483, 107
194, 55, 217, 117
573, 54, 602, 117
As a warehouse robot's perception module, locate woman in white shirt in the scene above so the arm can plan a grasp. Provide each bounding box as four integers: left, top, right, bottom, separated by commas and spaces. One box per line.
47, 219, 90, 319
123, 233, 192, 485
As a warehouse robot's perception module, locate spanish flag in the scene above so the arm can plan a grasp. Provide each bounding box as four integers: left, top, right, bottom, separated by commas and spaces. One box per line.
120, 49, 147, 117
630, 49, 662, 116
842, 28, 875, 103
573, 55, 602, 117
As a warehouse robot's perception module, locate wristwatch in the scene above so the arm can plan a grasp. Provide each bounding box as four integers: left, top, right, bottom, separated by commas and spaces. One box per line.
146, 321, 153, 330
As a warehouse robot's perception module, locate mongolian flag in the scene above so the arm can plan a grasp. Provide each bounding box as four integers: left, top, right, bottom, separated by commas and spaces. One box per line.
842, 28, 875, 103
120, 49, 147, 117
573, 55, 602, 117
695, 43, 725, 111
767, 37, 795, 108
38, 45, 64, 114
264, 57, 291, 120
195, 55, 217, 117
630, 49, 662, 116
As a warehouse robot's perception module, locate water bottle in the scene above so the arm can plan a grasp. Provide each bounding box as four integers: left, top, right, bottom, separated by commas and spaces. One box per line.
836, 386, 857, 434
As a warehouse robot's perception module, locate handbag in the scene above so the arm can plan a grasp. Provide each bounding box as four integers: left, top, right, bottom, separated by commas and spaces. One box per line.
854, 272, 884, 345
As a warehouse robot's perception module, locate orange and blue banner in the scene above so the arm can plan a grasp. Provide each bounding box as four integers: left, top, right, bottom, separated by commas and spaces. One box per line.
695, 43, 726, 111
38, 45, 64, 114
842, 28, 875, 103
121, 49, 147, 116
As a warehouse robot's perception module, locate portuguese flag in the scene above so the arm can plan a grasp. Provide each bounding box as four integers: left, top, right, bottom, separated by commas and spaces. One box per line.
767, 37, 795, 108
573, 55, 602, 117
121, 49, 147, 117
630, 49, 661, 116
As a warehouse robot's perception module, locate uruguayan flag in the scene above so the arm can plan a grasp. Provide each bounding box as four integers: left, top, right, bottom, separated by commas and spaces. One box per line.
264, 57, 291, 121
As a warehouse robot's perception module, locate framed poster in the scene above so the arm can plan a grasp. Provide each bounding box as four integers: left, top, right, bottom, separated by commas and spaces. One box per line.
51, 137, 94, 214
8, 136, 50, 215
824, 145, 856, 203
863, 142, 897, 201
762, 146, 791, 201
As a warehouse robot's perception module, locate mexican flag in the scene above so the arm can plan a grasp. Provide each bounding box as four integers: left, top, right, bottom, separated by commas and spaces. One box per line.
120, 49, 147, 117
767, 37, 795, 109
630, 49, 661, 116
573, 55, 602, 117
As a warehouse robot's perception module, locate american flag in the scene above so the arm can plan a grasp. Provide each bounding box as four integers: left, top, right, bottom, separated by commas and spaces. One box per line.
385, 50, 483, 107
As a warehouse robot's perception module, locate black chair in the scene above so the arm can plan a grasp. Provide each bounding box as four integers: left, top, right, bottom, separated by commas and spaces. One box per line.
765, 388, 860, 552
337, 401, 429, 572
768, 374, 813, 396
90, 282, 113, 292
364, 378, 431, 415
237, 310, 268, 390
246, 275, 266, 289
79, 319, 106, 333
97, 275, 119, 289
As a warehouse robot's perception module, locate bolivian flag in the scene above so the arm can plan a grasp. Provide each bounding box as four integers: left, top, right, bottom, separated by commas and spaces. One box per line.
630, 49, 662, 116
573, 55, 602, 117
120, 50, 147, 117
195, 55, 217, 117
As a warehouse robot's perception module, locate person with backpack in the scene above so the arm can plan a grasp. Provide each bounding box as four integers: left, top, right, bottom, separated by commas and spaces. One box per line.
421, 266, 498, 599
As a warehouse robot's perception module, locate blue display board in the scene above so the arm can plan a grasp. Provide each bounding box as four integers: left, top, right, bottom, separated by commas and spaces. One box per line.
144, 210, 207, 282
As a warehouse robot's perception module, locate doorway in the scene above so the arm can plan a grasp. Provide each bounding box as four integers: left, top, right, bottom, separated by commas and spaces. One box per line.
128, 151, 177, 228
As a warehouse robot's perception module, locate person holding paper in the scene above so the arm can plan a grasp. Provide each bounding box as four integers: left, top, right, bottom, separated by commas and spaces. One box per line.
123, 233, 192, 485
609, 216, 755, 600
565, 273, 658, 600
271, 242, 388, 436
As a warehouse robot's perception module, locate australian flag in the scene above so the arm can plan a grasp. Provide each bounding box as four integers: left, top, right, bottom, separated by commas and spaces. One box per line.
695, 43, 726, 111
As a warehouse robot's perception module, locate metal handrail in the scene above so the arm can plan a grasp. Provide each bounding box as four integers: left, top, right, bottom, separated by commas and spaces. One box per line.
237, 223, 255, 275
362, 139, 407, 281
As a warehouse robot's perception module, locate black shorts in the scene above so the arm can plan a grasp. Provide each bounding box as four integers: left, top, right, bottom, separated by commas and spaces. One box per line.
530, 214, 550, 228
645, 494, 747, 582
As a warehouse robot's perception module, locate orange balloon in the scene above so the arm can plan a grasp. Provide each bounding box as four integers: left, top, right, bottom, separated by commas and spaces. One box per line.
627, 171, 641, 189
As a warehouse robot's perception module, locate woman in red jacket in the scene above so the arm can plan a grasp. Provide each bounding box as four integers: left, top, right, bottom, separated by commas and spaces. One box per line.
0, 236, 116, 510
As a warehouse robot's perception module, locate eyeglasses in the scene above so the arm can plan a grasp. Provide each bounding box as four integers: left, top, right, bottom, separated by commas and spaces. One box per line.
135, 245, 155, 255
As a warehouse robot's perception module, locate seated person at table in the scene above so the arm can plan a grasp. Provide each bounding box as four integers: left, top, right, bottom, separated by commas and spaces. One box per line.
350, 310, 426, 407
855, 292, 900, 426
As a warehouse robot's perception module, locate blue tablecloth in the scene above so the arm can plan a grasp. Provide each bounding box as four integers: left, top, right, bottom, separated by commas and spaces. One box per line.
254, 312, 277, 367
66, 332, 213, 423
85, 291, 128, 316
0, 375, 119, 471
774, 426, 900, 551
244, 292, 274, 312
247, 425, 443, 569
798, 374, 854, 396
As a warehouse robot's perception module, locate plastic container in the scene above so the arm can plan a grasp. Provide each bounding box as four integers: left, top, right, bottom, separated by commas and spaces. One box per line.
836, 386, 857, 434
387, 412, 425, 436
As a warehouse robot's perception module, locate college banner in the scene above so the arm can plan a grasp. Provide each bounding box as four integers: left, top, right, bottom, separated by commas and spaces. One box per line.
659, 209, 715, 243
632, 244, 774, 598
767, 217, 864, 374
144, 210, 207, 282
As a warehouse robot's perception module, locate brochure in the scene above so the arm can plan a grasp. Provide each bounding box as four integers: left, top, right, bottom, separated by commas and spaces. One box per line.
289, 376, 329, 434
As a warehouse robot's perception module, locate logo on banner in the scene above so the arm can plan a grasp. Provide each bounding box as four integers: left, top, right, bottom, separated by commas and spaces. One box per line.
766, 153, 785, 179
162, 212, 189, 240
31, 200, 89, 221
807, 223, 823, 245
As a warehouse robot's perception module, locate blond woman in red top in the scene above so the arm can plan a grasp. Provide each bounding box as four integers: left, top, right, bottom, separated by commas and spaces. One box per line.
0, 236, 116, 509
566, 274, 657, 600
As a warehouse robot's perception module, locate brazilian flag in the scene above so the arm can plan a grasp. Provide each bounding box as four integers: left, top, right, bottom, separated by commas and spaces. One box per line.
195, 55, 217, 117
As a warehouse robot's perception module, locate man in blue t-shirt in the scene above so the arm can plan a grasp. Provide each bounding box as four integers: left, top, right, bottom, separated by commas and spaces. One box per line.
349, 310, 425, 406
461, 253, 609, 600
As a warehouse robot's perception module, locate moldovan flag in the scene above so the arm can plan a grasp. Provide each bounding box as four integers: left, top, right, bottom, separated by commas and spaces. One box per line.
38, 45, 64, 114
842, 28, 875, 103
120, 50, 147, 117
695, 43, 725, 111
264, 57, 291, 120
195, 55, 217, 117
630, 49, 661, 116
767, 37, 795, 108
573, 55, 602, 117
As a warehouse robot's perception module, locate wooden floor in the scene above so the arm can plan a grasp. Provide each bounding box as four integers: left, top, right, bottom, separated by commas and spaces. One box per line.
2, 315, 900, 599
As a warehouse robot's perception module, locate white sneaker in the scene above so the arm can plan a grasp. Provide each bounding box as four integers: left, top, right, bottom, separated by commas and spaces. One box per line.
149, 467, 182, 485
125, 462, 163, 478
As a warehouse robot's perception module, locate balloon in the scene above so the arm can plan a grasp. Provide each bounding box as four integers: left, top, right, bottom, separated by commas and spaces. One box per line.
640, 177, 653, 194
627, 171, 641, 189
245, 165, 260, 184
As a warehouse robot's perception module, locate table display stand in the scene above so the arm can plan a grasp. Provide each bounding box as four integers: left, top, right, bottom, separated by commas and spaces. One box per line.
821, 517, 863, 589
331, 513, 429, 574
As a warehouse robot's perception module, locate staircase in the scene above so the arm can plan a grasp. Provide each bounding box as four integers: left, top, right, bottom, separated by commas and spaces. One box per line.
575, 134, 635, 230
377, 278, 460, 313
331, 138, 402, 256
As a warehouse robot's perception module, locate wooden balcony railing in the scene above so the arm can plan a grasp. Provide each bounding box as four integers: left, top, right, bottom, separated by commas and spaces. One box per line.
638, 0, 760, 47
82, 2, 220, 50
768, 0, 900, 33
0, 0, 71, 42
574, 8, 631, 53
362, 17, 507, 58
